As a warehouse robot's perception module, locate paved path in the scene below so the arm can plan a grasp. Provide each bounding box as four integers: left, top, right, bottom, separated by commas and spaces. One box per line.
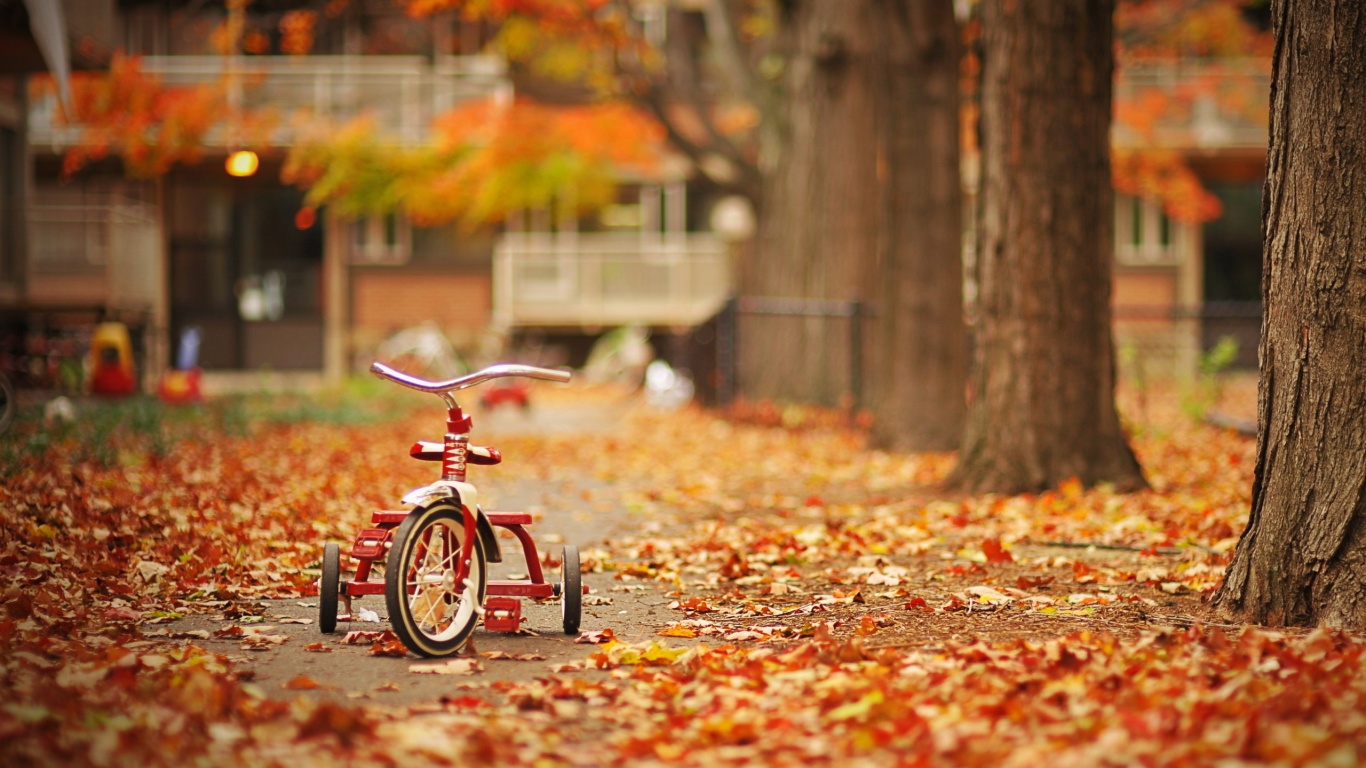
149, 396, 683, 706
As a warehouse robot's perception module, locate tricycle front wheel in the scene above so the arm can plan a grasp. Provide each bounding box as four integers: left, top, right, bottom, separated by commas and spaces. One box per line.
385, 502, 487, 657
561, 545, 581, 635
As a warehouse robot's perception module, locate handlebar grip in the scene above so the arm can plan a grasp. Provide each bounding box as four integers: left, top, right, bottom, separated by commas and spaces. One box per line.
532, 367, 573, 384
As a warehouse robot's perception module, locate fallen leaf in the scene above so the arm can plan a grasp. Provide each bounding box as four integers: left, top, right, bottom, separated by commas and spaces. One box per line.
854, 616, 880, 636
284, 675, 323, 690
1017, 574, 1056, 589
905, 597, 933, 612
369, 635, 409, 657
410, 659, 482, 675
241, 634, 290, 650
982, 538, 1014, 564
438, 694, 490, 708
576, 628, 617, 644
102, 606, 142, 622
964, 585, 1013, 604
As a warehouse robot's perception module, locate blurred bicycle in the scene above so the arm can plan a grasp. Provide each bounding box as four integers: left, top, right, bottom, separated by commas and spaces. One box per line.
581, 325, 653, 390
374, 321, 466, 380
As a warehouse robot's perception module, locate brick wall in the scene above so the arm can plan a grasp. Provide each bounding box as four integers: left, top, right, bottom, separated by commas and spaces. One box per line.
1113, 269, 1177, 309
351, 270, 492, 358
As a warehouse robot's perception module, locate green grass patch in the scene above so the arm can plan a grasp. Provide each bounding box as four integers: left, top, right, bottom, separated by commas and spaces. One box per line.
0, 376, 421, 477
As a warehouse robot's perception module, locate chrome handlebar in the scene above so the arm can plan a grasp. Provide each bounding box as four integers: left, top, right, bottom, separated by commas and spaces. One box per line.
370, 362, 572, 399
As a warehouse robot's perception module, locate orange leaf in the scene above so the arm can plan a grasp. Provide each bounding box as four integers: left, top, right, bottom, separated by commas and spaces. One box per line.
982, 538, 1014, 565
659, 624, 698, 638
284, 674, 322, 690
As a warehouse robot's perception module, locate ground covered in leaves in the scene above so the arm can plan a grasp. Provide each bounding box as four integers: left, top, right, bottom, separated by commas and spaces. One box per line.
3, 377, 1364, 767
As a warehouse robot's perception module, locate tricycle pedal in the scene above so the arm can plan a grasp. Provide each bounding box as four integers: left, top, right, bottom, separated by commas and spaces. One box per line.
350, 528, 391, 560
484, 597, 523, 633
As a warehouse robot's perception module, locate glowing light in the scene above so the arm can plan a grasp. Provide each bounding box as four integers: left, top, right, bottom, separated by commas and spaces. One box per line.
226, 150, 259, 177
294, 206, 316, 229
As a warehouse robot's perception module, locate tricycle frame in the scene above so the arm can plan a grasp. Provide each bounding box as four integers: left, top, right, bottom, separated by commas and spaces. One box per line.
319, 363, 583, 656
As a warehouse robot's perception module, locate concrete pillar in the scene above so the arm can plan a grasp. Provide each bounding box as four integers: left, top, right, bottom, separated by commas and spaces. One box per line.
323, 208, 350, 381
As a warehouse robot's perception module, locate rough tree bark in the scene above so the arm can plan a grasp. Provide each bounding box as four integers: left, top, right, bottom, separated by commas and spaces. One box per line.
1212, 0, 1366, 628
953, 0, 1145, 493
739, 0, 966, 450
866, 1, 966, 451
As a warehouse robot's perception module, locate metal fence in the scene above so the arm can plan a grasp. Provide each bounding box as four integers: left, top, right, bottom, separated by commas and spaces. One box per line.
693, 301, 1262, 408
709, 297, 866, 409
1114, 302, 1261, 381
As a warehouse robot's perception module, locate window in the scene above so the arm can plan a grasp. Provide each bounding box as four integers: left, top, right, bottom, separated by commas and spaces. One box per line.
27, 193, 154, 274
351, 213, 411, 265
1116, 194, 1180, 266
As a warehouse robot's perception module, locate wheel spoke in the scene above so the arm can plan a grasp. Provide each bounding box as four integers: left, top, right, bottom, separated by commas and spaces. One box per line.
413, 524, 448, 629
408, 520, 469, 632
413, 579, 446, 629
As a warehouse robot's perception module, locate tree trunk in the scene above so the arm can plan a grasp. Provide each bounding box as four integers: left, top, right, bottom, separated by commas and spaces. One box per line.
866, 1, 966, 452
738, 0, 966, 450
953, 0, 1145, 494
1212, 0, 1366, 629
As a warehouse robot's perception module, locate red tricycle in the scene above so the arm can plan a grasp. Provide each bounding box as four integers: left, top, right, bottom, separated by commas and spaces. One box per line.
317, 361, 582, 657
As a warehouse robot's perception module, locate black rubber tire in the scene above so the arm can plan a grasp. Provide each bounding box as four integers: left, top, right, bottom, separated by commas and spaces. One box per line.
385, 502, 487, 657
561, 545, 582, 635
0, 373, 14, 434
319, 542, 341, 634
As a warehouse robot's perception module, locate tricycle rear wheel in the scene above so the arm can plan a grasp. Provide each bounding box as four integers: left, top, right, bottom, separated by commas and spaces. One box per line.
561, 545, 581, 635
319, 542, 341, 634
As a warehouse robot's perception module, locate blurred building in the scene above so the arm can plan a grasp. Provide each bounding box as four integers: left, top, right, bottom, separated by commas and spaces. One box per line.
1, 0, 117, 389
5, 2, 1265, 390
11, 0, 728, 389
1109, 59, 1268, 375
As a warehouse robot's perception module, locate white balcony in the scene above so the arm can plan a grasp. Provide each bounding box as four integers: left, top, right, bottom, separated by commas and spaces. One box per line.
1114, 58, 1270, 151
28, 54, 512, 149
493, 232, 731, 329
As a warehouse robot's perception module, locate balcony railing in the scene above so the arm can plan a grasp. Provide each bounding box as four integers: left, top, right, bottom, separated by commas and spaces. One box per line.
29, 54, 512, 148
1114, 58, 1271, 150
27, 54, 1265, 153
493, 232, 731, 329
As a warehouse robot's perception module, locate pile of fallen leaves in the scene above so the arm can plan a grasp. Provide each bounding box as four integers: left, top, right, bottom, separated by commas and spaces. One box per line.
3, 378, 1365, 766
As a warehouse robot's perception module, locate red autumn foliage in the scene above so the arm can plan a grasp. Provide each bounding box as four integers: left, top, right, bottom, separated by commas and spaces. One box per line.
2, 379, 1366, 763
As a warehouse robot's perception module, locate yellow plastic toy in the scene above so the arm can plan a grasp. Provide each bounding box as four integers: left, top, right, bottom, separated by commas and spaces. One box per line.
89, 322, 136, 396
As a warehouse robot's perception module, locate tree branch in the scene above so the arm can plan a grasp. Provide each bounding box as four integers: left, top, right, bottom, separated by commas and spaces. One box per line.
608, 2, 762, 198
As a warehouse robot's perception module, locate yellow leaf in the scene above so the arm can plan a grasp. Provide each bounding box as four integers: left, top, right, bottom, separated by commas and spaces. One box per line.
828, 690, 884, 721
641, 642, 686, 665
659, 624, 698, 638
